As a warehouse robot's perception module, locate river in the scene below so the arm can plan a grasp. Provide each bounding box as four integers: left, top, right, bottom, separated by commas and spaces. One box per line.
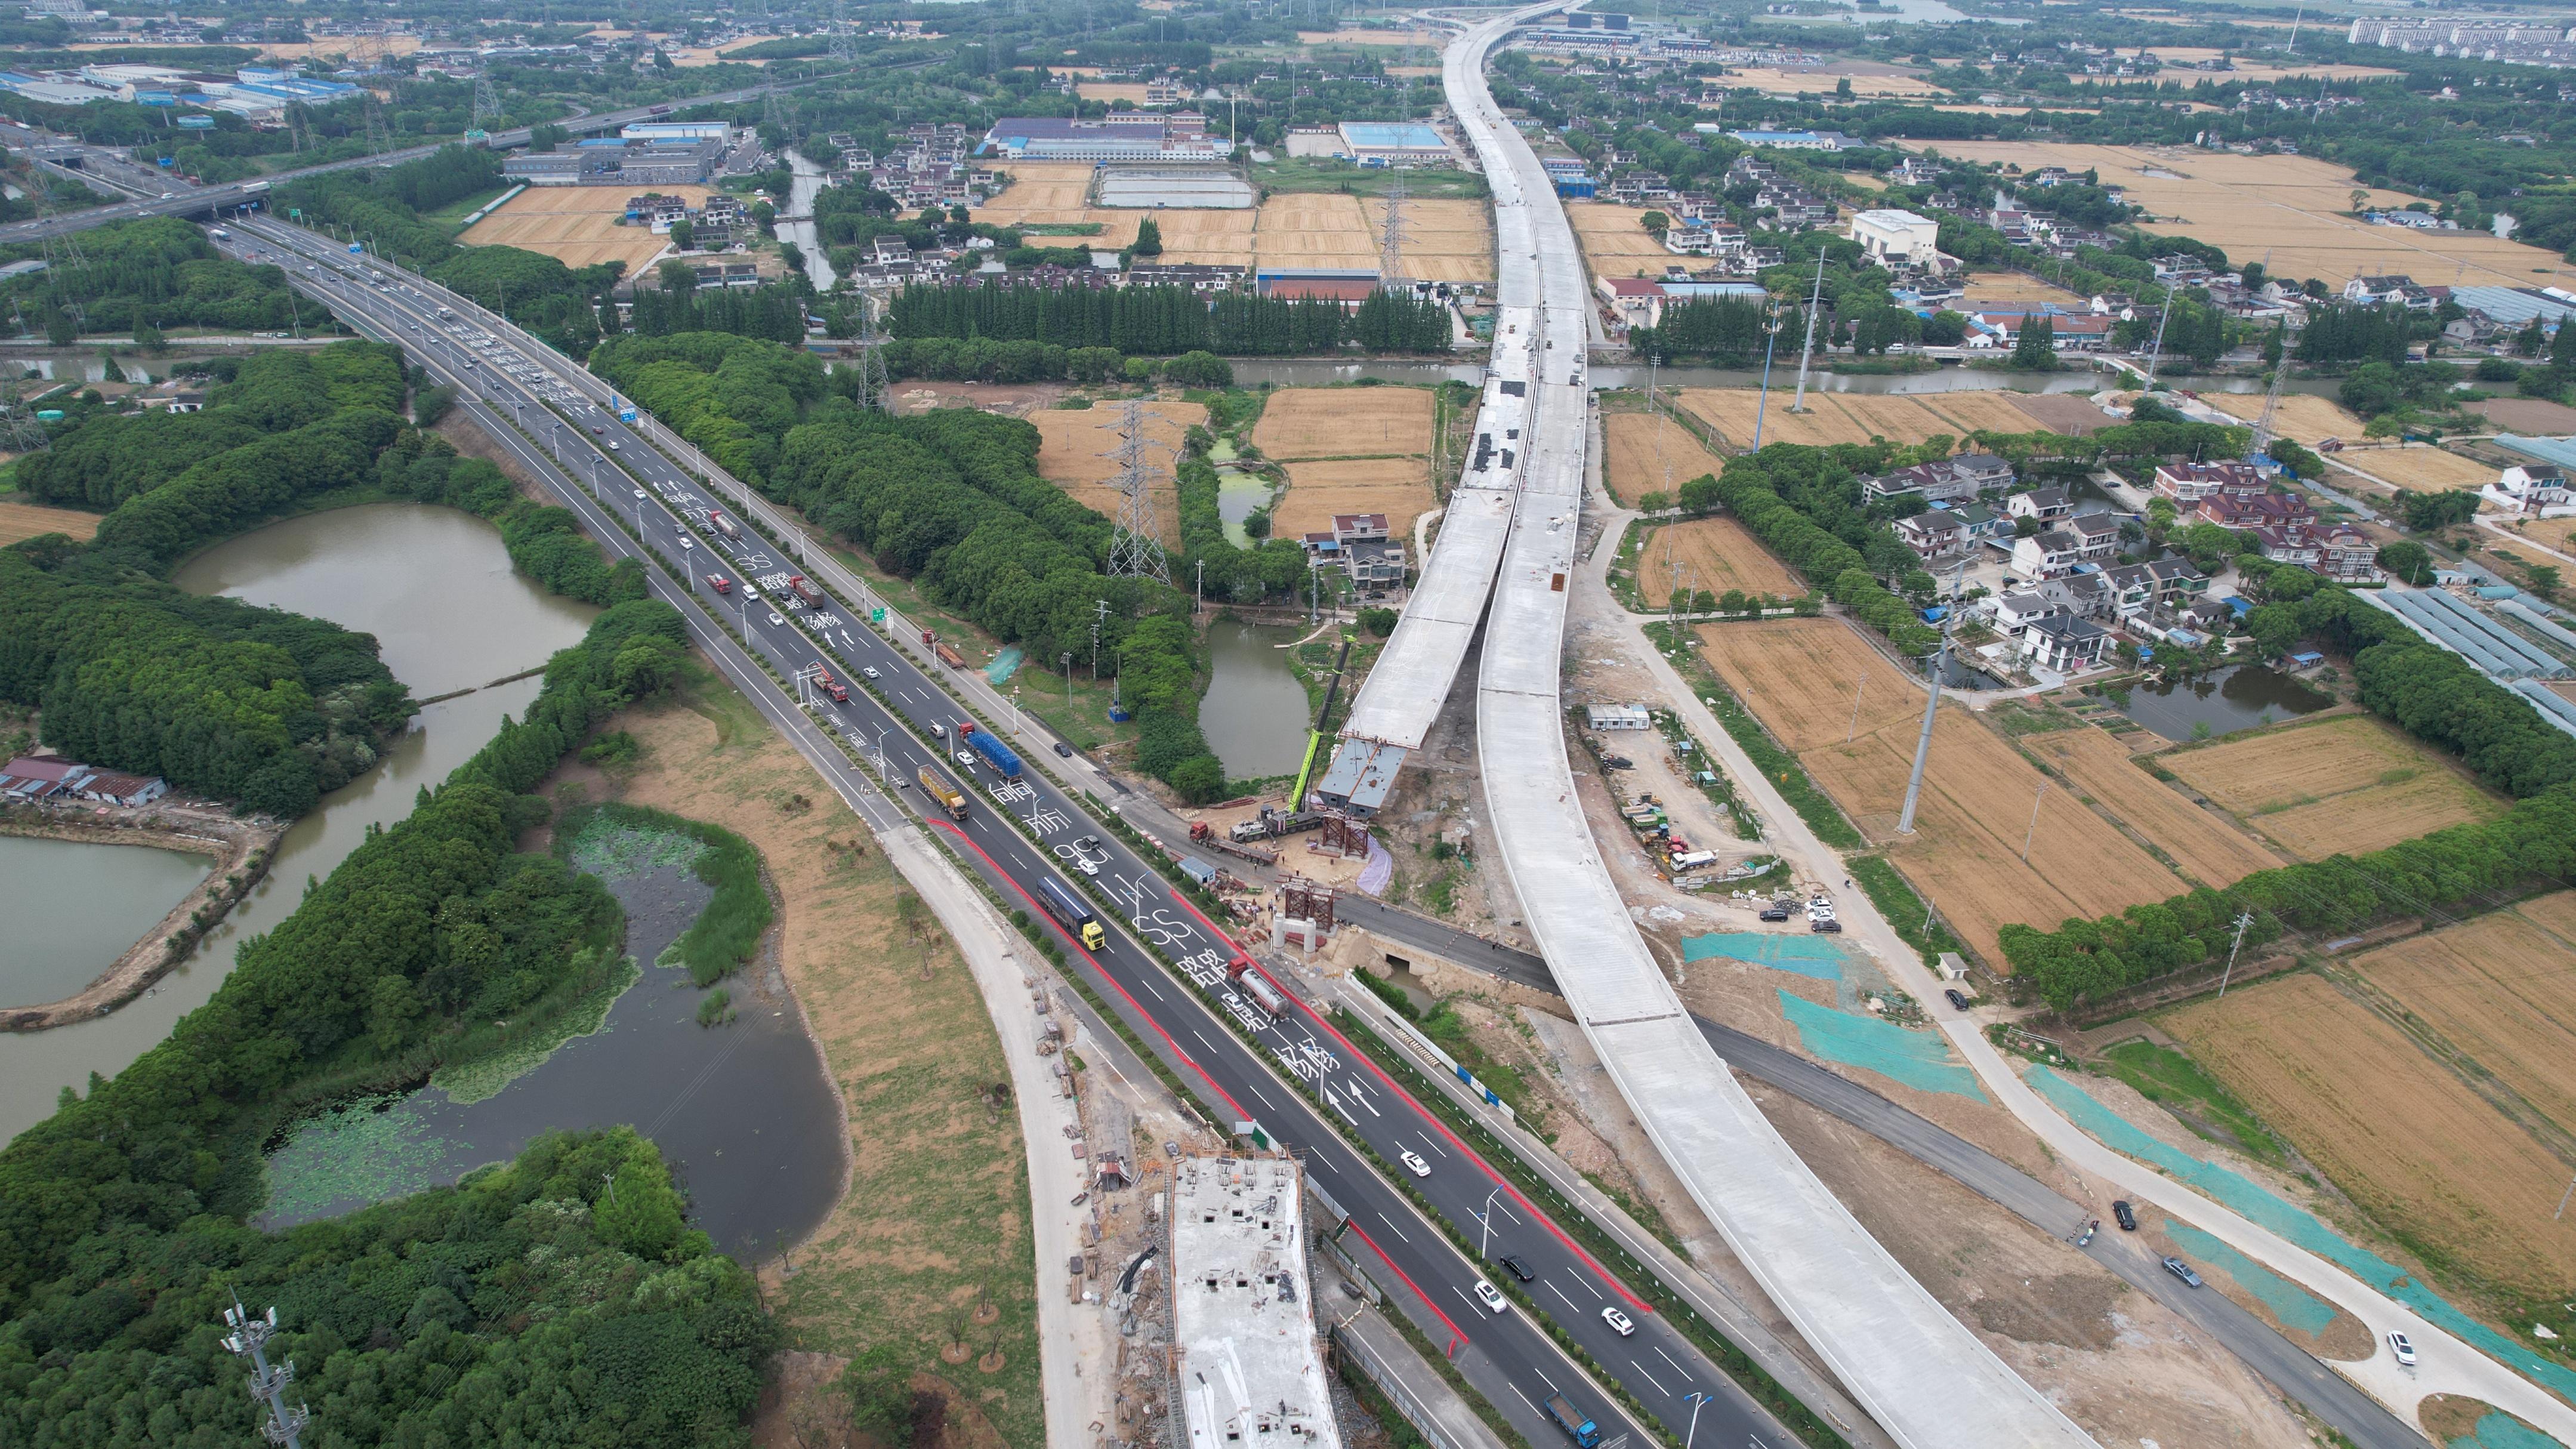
779, 149, 840, 293
0, 504, 598, 1144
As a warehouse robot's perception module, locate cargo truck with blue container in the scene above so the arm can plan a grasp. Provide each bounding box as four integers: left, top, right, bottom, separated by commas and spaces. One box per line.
1036, 876, 1105, 951
1544, 1395, 1599, 1449
960, 722, 1022, 781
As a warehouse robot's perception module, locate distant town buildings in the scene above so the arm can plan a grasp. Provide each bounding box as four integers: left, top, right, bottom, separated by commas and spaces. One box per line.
979, 113, 1223, 163
2349, 17, 2576, 67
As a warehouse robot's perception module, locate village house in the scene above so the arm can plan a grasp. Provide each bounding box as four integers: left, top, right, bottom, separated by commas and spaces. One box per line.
0, 756, 169, 806
2021, 611, 2111, 673
2152, 460, 2266, 504
1896, 508, 1972, 560
2103, 557, 2210, 622
2010, 528, 2086, 579
1861, 452, 2015, 504
2006, 486, 2074, 524
2486, 462, 2576, 516
2196, 488, 2318, 532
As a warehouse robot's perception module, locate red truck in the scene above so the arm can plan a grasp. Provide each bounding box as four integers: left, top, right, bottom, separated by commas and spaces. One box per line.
705, 509, 741, 541
788, 575, 824, 608
813, 668, 849, 703
705, 574, 732, 594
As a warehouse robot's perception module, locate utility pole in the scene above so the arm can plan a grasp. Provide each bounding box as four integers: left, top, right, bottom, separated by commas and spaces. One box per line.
2216, 910, 2257, 995
1091, 599, 1107, 681
1846, 672, 1867, 743
221, 1299, 310, 1449
1791, 250, 1825, 412
1897, 558, 1971, 835
2141, 289, 2175, 391
2022, 781, 2048, 861
1751, 312, 1784, 450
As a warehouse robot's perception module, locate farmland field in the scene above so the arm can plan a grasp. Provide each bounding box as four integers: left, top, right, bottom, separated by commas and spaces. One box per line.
2329, 445, 2497, 494
1271, 457, 1436, 539
2471, 397, 2576, 434
1567, 204, 1670, 280
2198, 392, 2366, 448
1250, 192, 1375, 272
1250, 387, 1432, 460
1891, 143, 2561, 288
1030, 400, 1202, 541
1639, 517, 1801, 602
2024, 727, 2288, 887
2162, 715, 2507, 860
2349, 892, 2576, 1140
1719, 65, 1942, 98
460, 186, 717, 273
1365, 197, 1492, 283
1954, 274, 2092, 307
2164, 973, 2576, 1295
1676, 387, 2078, 451
0, 499, 98, 545
1602, 410, 1726, 504
1700, 618, 2186, 962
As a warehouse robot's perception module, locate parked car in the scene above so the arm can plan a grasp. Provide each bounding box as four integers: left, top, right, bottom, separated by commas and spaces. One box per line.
2162, 1256, 2202, 1288
2387, 1331, 2416, 1366
1810, 919, 1843, 933
1600, 1305, 1635, 1337
1498, 1254, 1535, 1282
1943, 988, 1970, 1010
1398, 1149, 1430, 1178
2111, 1200, 2137, 1232
1759, 904, 1792, 923
1473, 1280, 1507, 1314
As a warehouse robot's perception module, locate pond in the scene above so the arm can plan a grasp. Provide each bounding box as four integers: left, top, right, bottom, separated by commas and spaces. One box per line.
1218, 467, 1273, 548
259, 831, 843, 1256
0, 836, 209, 1007
1199, 621, 1316, 779
2111, 665, 2336, 742
0, 504, 600, 1145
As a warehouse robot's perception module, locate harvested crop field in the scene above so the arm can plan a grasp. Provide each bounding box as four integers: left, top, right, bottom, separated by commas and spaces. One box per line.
1700, 618, 2185, 962
1956, 276, 2092, 307
2470, 397, 2576, 434
1676, 387, 2078, 451
2349, 892, 2576, 1140
1030, 400, 1203, 541
2198, 391, 2366, 448
1639, 517, 1800, 602
1720, 65, 1942, 97
2009, 392, 2124, 436
1890, 143, 2561, 288
2023, 726, 2288, 887
2329, 445, 2497, 494
1271, 457, 1435, 539
1365, 196, 1491, 283
1568, 204, 1671, 278
0, 499, 97, 545
2164, 973, 2576, 1295
1250, 386, 1432, 460
460, 186, 714, 273
1603, 411, 1725, 504
2162, 714, 2507, 861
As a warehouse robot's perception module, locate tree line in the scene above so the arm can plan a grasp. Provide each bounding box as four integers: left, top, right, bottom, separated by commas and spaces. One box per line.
888, 280, 1452, 357
1682, 443, 1940, 656
589, 331, 829, 488
0, 216, 300, 341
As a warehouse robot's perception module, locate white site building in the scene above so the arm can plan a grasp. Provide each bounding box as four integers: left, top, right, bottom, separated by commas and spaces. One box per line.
1172, 1154, 1343, 1449
1850, 208, 1942, 268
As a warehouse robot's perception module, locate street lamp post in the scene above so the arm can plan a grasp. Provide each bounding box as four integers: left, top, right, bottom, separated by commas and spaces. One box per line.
1681, 1392, 1711, 1449
1475, 1185, 1506, 1257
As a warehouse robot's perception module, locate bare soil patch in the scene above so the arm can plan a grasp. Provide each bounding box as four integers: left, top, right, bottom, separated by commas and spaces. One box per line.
1030, 400, 1202, 542
2198, 391, 2368, 447
2329, 444, 2497, 494
1567, 203, 1670, 281
0, 498, 99, 545
2347, 892, 2576, 1142
461, 186, 718, 273
1603, 410, 1725, 504
1636, 517, 1801, 602
2471, 397, 2576, 434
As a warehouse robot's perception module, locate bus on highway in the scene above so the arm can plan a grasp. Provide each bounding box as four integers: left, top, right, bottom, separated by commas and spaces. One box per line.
1036, 877, 1105, 952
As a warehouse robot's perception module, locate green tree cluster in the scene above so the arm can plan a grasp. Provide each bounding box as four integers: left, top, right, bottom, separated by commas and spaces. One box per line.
1630, 295, 1769, 362
0, 216, 299, 338
887, 280, 1448, 357
2296, 303, 2415, 367
626, 278, 808, 346
273, 143, 506, 272
588, 330, 829, 486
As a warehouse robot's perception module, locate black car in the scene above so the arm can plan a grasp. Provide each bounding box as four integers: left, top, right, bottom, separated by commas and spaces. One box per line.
1759, 905, 1792, 922
2111, 1200, 2137, 1232
1602, 756, 1633, 770
1053, 742, 1073, 757
1497, 1254, 1535, 1282
1810, 918, 1843, 933
1943, 988, 1971, 1011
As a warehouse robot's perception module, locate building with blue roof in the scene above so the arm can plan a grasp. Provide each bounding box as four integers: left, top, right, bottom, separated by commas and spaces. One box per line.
1337, 121, 1451, 164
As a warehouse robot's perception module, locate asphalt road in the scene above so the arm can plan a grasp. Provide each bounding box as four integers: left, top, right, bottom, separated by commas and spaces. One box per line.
1340, 904, 2427, 1449
230, 217, 1818, 1449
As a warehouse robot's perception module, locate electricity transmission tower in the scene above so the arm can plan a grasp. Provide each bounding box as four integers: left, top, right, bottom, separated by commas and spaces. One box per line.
0, 372, 51, 454
221, 1299, 311, 1448
1102, 399, 1173, 585
1375, 171, 1409, 289
829, 0, 857, 61
467, 75, 501, 143
2248, 331, 2293, 464
1790, 250, 1825, 412
1896, 559, 1972, 835
850, 295, 894, 414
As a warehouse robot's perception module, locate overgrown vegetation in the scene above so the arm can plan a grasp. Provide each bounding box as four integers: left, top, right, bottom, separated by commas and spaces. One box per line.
560, 801, 773, 987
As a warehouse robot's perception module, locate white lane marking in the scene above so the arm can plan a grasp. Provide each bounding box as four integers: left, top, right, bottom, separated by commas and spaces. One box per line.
1418, 1132, 1449, 1158
1511, 1385, 1543, 1416
1325, 1089, 1359, 1127
1248, 1080, 1278, 1110
1377, 1211, 1410, 1244
1628, 1359, 1670, 1398
1491, 1197, 1523, 1227
1577, 1275, 1605, 1302
1653, 1345, 1689, 1377
1547, 1280, 1581, 1313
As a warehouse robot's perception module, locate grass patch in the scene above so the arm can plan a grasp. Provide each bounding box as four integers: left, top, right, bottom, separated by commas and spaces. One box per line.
2097, 1037, 2287, 1166
1847, 855, 1964, 968
422, 183, 515, 231
562, 801, 771, 986
1016, 221, 1105, 236
431, 951, 642, 1104
1252, 158, 1489, 199
1646, 622, 1863, 849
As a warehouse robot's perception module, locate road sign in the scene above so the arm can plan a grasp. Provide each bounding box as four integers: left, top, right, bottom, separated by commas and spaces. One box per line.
870, 608, 886, 624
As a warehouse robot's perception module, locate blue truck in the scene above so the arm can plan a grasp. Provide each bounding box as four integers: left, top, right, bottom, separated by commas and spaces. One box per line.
1544, 1395, 1599, 1449
960, 722, 1023, 781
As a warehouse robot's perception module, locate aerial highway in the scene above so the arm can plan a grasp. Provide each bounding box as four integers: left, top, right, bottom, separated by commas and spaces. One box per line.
220, 214, 1846, 1449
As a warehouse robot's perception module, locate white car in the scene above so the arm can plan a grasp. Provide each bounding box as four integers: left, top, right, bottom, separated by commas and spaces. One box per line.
1073, 855, 1100, 877
862, 666, 880, 680
678, 536, 694, 551
606, 440, 621, 451
2387, 1331, 2416, 1366
1397, 1149, 1430, 1178
767, 611, 785, 627
631, 488, 646, 500
1600, 1305, 1635, 1337
955, 750, 978, 771
1472, 1280, 1507, 1315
